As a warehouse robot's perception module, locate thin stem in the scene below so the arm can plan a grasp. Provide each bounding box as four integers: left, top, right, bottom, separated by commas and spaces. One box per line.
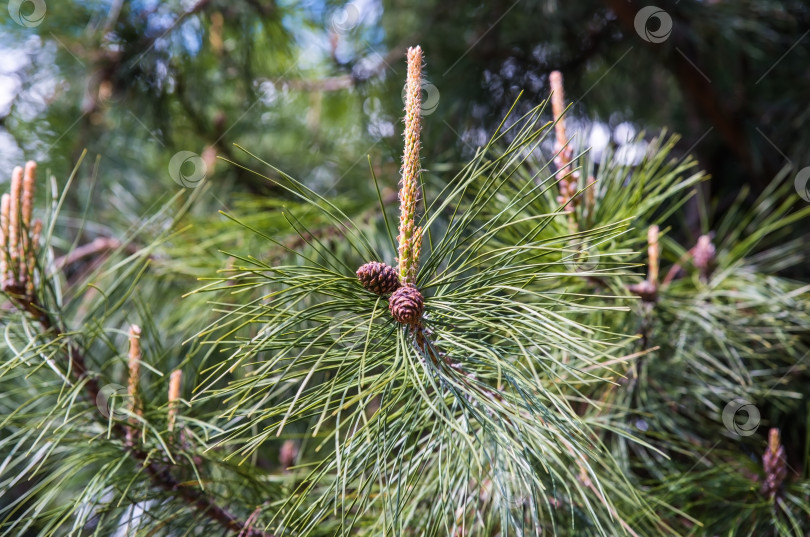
1, 159, 275, 536
6, 291, 276, 537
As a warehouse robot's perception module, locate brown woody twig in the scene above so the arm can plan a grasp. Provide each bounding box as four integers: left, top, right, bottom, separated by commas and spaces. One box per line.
0, 163, 275, 537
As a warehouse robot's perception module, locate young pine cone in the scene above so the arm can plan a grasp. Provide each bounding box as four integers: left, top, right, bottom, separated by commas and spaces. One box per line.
761, 428, 787, 500
692, 234, 716, 280
357, 261, 401, 296
389, 285, 424, 326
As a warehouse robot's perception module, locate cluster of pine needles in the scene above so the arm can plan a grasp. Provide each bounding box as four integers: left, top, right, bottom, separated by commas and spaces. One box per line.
1, 46, 809, 537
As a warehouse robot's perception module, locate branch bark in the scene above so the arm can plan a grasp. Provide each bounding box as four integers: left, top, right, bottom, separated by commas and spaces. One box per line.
4, 289, 275, 537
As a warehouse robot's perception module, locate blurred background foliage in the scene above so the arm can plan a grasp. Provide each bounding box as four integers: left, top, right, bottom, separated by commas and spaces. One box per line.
2, 0, 809, 230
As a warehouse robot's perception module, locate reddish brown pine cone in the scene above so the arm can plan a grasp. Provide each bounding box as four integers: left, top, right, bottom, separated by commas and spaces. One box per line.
357, 261, 401, 296
389, 285, 424, 326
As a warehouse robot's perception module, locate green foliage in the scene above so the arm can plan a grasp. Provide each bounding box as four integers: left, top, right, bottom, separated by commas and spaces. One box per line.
1, 92, 809, 537
3, 1, 810, 535
189, 106, 666, 535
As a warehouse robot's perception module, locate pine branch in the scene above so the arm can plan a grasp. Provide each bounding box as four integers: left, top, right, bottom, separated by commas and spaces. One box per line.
193, 79, 676, 534
5, 279, 278, 536
0, 163, 276, 537
5, 289, 276, 536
